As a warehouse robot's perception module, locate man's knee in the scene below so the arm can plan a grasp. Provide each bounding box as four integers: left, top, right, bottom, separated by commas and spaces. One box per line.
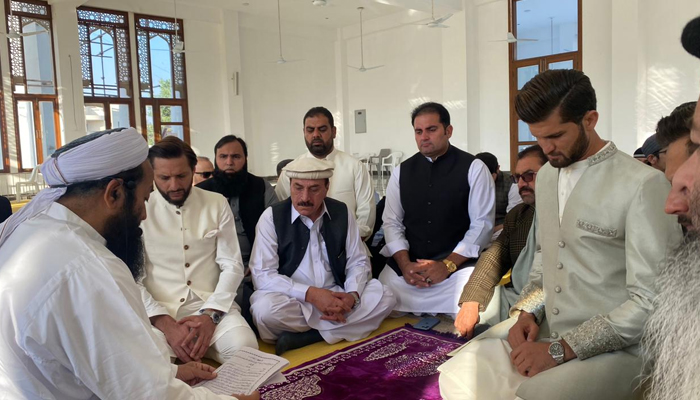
212, 326, 259, 363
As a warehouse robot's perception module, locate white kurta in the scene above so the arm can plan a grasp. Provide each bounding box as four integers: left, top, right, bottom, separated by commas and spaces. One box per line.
249, 202, 396, 344
379, 157, 495, 315
140, 187, 256, 361
275, 148, 376, 238
0, 203, 234, 399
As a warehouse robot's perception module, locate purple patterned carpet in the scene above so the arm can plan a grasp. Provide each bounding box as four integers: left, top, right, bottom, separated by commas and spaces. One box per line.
259, 326, 465, 400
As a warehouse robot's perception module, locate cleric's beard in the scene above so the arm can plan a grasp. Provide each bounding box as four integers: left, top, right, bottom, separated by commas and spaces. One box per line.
642, 231, 700, 400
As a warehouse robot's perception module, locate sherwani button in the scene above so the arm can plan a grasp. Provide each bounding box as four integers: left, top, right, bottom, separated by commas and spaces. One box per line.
187, 280, 191, 286
180, 298, 185, 302
176, 211, 181, 215
551, 332, 559, 339
555, 286, 561, 293
185, 263, 190, 268
558, 241, 565, 248
184, 245, 189, 250
552, 308, 560, 315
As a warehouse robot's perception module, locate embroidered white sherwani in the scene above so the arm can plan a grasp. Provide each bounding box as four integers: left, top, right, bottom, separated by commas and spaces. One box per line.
249, 202, 396, 344
140, 187, 257, 363
0, 203, 235, 399
438, 143, 683, 400
275, 148, 376, 238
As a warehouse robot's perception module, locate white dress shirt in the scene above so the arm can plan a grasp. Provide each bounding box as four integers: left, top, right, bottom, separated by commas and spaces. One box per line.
557, 143, 611, 223
276, 148, 376, 238
251, 202, 369, 300
381, 156, 495, 260
0, 203, 233, 399
140, 187, 245, 318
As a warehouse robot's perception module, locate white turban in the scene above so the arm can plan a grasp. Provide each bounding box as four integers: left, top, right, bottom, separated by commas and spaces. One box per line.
0, 128, 149, 248
284, 158, 334, 180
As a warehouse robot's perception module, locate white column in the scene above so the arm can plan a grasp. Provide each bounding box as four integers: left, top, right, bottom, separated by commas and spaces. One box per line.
221, 9, 246, 140
50, 0, 87, 144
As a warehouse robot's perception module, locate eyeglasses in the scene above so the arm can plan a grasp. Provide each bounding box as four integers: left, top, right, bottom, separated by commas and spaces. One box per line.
511, 171, 537, 184
195, 171, 213, 179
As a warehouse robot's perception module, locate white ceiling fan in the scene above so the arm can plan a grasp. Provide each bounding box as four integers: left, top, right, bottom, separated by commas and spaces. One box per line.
273, 0, 302, 64
1, 3, 46, 39
171, 0, 184, 54
348, 7, 383, 72
490, 32, 538, 43
418, 0, 453, 29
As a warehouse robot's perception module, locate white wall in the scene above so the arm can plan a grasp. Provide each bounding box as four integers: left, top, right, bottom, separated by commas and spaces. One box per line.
340, 10, 468, 163
239, 13, 337, 176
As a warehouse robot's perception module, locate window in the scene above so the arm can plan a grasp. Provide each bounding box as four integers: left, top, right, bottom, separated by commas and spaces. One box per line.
134, 14, 189, 145
508, 0, 582, 168
6, 0, 60, 171
77, 7, 135, 134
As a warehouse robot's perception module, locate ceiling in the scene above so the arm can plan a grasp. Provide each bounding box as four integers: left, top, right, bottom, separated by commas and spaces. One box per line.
162, 0, 462, 28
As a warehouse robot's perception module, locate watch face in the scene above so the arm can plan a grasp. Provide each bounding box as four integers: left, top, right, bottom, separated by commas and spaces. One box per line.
548, 341, 564, 357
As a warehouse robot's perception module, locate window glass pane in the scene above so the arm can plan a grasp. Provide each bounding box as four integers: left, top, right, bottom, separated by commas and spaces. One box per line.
160, 105, 182, 123
161, 125, 183, 141
22, 19, 55, 95
149, 33, 173, 99
145, 105, 155, 146
110, 104, 131, 129
517, 65, 539, 90
548, 60, 574, 70
515, 0, 578, 60
518, 144, 535, 153
17, 101, 37, 169
89, 28, 118, 97
85, 104, 106, 133
518, 120, 536, 142
38, 102, 56, 160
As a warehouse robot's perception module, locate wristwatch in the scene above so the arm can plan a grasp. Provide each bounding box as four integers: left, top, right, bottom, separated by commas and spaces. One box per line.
548, 341, 565, 365
350, 292, 361, 310
200, 309, 222, 325
442, 259, 457, 274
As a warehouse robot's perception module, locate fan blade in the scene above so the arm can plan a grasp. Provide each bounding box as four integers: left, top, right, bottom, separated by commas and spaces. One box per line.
362, 65, 383, 71
347, 65, 362, 70
434, 13, 454, 24
517, 38, 538, 42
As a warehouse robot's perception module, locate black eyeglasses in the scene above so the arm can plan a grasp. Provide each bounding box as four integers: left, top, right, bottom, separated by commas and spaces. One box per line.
195, 171, 213, 179
511, 171, 537, 184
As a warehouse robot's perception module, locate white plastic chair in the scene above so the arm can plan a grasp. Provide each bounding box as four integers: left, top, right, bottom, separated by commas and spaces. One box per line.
369, 148, 391, 176
380, 151, 402, 181
15, 166, 41, 200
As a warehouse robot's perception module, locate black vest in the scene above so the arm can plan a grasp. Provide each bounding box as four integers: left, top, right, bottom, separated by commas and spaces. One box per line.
272, 197, 348, 286
388, 145, 474, 275
197, 172, 266, 246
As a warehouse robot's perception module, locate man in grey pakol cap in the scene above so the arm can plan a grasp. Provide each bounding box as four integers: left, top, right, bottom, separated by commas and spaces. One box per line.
249, 157, 396, 355
0, 128, 257, 399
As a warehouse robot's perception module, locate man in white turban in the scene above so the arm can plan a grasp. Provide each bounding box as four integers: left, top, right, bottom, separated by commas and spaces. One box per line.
0, 128, 258, 399
249, 158, 396, 354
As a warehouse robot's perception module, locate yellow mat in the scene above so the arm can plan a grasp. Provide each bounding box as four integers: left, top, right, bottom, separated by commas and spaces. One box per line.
11, 200, 29, 213
258, 315, 420, 370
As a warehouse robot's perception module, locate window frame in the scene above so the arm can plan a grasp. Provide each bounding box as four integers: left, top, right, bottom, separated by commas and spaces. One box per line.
508, 0, 583, 169
77, 6, 136, 132
5, 0, 61, 172
134, 13, 189, 145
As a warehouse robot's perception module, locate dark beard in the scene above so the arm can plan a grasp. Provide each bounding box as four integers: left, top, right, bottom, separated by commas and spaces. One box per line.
306, 139, 333, 158
211, 166, 250, 198
549, 124, 589, 168
156, 184, 191, 207
104, 195, 145, 281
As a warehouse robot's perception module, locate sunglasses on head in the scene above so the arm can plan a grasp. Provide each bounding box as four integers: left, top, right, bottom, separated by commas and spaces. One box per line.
511, 171, 537, 184
195, 171, 213, 179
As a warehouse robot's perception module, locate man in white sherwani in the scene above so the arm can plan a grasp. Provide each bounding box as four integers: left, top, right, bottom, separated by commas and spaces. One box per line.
0, 128, 257, 399
276, 106, 376, 240
140, 137, 257, 364
438, 70, 682, 400
251, 158, 396, 355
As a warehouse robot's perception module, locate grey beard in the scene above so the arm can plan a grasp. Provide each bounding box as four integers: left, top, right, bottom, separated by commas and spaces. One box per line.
642, 232, 700, 400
